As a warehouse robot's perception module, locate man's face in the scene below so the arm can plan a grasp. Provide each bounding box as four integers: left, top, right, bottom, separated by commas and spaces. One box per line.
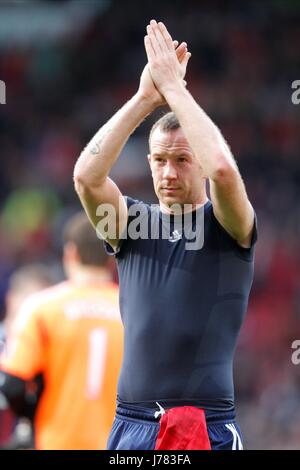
148, 127, 205, 210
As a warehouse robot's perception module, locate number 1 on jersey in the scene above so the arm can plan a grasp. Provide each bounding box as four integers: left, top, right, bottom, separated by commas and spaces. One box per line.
86, 328, 108, 400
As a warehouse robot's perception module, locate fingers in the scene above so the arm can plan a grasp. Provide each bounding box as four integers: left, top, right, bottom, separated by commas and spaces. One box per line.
147, 22, 163, 55
181, 51, 192, 69
148, 19, 174, 54
176, 42, 187, 61
145, 19, 191, 82
157, 20, 174, 51
144, 35, 156, 61
147, 20, 188, 61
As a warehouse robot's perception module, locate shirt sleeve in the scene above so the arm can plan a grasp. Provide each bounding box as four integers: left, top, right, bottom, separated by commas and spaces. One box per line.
103, 196, 144, 257
212, 206, 258, 261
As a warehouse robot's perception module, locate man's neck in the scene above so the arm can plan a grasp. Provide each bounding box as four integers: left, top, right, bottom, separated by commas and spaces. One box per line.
159, 197, 208, 215
69, 267, 112, 285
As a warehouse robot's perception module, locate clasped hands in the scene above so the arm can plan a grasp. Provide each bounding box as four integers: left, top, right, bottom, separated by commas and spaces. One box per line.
139, 19, 191, 107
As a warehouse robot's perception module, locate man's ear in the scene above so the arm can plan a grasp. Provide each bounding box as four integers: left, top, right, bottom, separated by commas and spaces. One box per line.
147, 154, 154, 177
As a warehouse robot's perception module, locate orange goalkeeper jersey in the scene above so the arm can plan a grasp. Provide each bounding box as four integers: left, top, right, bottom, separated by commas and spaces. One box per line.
1, 280, 123, 450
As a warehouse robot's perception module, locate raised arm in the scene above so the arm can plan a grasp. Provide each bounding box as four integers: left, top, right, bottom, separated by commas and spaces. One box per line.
74, 41, 190, 250
145, 20, 255, 248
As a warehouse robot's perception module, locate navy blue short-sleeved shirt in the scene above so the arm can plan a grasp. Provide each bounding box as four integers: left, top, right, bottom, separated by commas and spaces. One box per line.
105, 197, 257, 412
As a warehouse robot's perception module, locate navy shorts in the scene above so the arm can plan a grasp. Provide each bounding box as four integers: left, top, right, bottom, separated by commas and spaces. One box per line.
107, 402, 243, 450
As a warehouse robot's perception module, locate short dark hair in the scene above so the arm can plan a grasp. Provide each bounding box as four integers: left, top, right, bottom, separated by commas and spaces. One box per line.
149, 112, 180, 148
63, 212, 108, 267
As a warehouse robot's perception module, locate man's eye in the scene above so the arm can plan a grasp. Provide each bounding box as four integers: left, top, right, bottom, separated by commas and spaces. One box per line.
178, 157, 186, 163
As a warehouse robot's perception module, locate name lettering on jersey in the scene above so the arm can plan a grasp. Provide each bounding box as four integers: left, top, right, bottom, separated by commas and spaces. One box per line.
64, 299, 120, 321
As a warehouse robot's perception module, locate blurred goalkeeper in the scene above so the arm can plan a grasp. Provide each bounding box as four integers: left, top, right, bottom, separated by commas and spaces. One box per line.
74, 20, 257, 450
0, 212, 123, 449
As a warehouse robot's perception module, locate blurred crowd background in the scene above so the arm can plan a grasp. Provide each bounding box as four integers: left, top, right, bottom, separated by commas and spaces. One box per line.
0, 0, 300, 449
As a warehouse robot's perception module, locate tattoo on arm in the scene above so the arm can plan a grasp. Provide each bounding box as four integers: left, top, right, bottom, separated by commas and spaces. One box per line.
90, 142, 101, 155
88, 127, 112, 156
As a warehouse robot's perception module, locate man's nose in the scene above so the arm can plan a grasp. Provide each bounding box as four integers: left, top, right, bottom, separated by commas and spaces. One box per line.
163, 162, 177, 179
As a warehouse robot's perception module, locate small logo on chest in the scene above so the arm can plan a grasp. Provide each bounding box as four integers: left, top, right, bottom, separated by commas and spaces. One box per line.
168, 230, 182, 242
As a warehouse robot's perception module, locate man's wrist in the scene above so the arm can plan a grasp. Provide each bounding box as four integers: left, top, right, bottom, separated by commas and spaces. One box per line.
161, 81, 188, 103
135, 91, 161, 113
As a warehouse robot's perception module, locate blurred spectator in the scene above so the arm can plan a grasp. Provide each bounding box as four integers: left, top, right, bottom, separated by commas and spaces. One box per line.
0, 263, 55, 449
